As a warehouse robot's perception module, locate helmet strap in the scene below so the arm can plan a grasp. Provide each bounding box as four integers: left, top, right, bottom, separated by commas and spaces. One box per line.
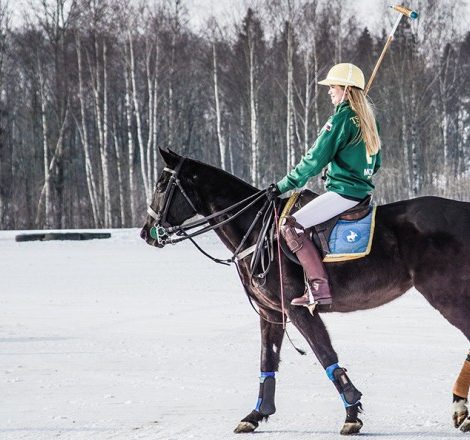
340, 85, 349, 104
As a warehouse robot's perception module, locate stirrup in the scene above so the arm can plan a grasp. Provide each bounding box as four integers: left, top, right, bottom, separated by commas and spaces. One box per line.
306, 301, 318, 315
291, 289, 319, 315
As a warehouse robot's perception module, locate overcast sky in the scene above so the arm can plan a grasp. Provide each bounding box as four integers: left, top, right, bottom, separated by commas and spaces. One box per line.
11, 0, 470, 35
186, 0, 386, 32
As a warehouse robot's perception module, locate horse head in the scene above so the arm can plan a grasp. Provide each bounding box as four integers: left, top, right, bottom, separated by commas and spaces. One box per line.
140, 149, 200, 247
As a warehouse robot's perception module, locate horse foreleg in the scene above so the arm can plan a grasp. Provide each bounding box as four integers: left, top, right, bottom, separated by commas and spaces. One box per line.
453, 351, 470, 432
289, 307, 363, 435
234, 310, 285, 434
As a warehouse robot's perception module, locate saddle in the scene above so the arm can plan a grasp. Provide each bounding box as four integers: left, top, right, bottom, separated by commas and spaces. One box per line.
279, 190, 372, 264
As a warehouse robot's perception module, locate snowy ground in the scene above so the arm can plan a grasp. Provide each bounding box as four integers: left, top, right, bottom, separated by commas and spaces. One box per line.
1, 229, 468, 440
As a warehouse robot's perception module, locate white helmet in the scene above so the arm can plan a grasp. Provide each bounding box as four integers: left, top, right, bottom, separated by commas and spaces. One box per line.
318, 63, 365, 90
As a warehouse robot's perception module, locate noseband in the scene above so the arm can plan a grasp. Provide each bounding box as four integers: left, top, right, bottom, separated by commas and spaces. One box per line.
147, 158, 198, 245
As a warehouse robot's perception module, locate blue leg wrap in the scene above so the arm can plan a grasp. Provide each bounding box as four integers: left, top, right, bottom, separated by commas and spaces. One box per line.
255, 372, 276, 415
325, 363, 362, 408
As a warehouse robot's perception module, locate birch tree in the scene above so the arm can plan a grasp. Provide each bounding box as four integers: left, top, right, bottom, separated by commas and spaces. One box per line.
266, 0, 301, 171
207, 18, 227, 170
33, 0, 76, 227
76, 32, 101, 226
296, 0, 320, 152
236, 8, 263, 186
0, 0, 10, 225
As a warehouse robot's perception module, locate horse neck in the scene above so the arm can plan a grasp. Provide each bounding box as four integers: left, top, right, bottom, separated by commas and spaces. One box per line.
192, 168, 262, 252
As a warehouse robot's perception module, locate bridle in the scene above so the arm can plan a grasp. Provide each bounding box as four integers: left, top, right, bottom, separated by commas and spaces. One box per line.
146, 157, 268, 260
147, 158, 198, 246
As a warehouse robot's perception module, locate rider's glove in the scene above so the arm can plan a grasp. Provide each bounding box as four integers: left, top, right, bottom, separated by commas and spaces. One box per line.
266, 183, 281, 201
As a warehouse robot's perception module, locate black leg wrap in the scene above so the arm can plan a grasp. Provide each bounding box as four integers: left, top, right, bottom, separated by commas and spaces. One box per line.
256, 376, 276, 416
454, 393, 468, 403
332, 367, 362, 407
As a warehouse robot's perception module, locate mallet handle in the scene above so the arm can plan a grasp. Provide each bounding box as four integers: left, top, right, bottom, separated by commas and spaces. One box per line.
365, 5, 418, 95
365, 15, 402, 95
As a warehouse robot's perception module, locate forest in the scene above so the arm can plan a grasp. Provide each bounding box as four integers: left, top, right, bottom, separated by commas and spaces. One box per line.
0, 0, 468, 229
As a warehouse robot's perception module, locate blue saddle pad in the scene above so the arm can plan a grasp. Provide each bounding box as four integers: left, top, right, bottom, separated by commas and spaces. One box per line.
324, 207, 376, 262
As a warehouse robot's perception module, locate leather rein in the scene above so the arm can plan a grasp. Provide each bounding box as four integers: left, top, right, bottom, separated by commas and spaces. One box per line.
146, 158, 276, 269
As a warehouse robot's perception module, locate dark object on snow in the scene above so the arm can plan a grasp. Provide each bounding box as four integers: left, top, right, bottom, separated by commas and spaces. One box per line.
15, 232, 111, 242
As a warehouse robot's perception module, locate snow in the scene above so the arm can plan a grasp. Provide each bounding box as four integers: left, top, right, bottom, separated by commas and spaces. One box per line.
1, 229, 468, 440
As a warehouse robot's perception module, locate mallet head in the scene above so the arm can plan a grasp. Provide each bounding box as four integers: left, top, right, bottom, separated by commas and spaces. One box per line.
391, 4, 419, 19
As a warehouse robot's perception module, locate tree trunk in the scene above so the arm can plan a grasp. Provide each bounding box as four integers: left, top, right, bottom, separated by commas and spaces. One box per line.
102, 40, 112, 226
76, 33, 100, 227
35, 105, 69, 227
152, 50, 159, 185
37, 62, 51, 228
212, 42, 226, 170
286, 20, 295, 171
124, 49, 136, 226
303, 50, 310, 153
128, 32, 150, 201
113, 121, 126, 227
249, 38, 258, 186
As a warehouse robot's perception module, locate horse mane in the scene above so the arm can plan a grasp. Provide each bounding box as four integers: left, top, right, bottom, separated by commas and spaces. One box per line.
160, 148, 259, 194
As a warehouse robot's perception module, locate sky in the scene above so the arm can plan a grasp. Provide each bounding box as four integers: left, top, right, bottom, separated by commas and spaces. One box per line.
8, 0, 408, 32
186, 0, 386, 32
9, 0, 470, 37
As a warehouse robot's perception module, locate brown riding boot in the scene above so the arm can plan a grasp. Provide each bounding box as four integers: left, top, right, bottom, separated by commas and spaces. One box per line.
280, 216, 332, 308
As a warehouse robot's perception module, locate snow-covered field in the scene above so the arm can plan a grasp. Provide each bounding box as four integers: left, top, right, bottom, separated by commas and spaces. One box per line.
1, 229, 468, 440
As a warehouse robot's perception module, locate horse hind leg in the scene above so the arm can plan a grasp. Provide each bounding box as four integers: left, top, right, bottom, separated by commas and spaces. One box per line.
415, 282, 470, 432
453, 351, 470, 432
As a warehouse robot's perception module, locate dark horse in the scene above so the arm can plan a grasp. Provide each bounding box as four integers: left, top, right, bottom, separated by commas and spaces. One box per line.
141, 149, 470, 435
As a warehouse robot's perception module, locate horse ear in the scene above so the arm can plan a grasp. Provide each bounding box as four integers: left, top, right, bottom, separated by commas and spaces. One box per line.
159, 148, 180, 168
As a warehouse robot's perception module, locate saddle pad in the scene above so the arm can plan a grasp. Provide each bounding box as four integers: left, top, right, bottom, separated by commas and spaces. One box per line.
323, 207, 377, 262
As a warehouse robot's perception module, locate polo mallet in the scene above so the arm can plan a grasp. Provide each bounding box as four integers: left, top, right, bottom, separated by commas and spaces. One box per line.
364, 4, 419, 95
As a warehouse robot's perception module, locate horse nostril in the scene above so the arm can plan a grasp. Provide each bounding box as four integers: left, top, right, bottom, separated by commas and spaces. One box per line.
140, 228, 147, 240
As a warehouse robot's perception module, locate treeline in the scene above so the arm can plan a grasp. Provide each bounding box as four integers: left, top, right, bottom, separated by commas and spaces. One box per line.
0, 0, 468, 229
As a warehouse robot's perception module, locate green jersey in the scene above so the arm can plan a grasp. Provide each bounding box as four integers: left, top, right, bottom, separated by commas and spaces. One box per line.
277, 101, 381, 200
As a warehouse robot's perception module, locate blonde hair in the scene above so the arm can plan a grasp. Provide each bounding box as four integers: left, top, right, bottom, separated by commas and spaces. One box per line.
346, 86, 381, 156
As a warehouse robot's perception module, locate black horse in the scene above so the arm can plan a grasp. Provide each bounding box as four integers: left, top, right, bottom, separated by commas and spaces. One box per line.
141, 149, 470, 435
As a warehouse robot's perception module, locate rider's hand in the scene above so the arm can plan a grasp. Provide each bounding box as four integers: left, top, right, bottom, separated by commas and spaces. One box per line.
266, 183, 281, 201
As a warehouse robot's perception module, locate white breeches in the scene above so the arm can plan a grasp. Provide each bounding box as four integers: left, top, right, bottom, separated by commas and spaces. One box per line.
293, 191, 360, 229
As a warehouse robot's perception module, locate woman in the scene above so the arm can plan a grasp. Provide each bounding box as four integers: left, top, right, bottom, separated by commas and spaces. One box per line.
273, 63, 382, 309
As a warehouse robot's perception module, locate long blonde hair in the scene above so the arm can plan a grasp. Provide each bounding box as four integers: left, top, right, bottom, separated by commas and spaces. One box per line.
347, 86, 381, 156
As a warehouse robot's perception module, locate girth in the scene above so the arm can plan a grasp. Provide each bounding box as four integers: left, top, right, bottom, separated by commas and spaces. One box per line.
279, 191, 372, 263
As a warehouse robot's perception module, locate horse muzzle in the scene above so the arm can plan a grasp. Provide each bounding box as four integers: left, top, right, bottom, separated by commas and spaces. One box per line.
140, 223, 168, 248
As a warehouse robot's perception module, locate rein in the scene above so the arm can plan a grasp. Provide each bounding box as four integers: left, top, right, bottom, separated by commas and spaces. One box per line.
147, 158, 271, 266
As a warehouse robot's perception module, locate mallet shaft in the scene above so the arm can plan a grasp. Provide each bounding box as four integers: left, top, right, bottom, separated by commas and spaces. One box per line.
365, 4, 418, 95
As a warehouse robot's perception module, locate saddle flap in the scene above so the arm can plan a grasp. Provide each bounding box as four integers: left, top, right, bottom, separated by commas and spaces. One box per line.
279, 191, 373, 263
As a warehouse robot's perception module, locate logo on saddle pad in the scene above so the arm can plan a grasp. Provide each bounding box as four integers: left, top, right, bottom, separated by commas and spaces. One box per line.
346, 231, 358, 243
343, 229, 361, 243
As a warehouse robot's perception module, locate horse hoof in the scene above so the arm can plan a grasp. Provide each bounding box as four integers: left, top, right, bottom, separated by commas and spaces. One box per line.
454, 410, 469, 428
340, 419, 363, 435
234, 421, 258, 433
460, 417, 470, 433
453, 399, 469, 428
